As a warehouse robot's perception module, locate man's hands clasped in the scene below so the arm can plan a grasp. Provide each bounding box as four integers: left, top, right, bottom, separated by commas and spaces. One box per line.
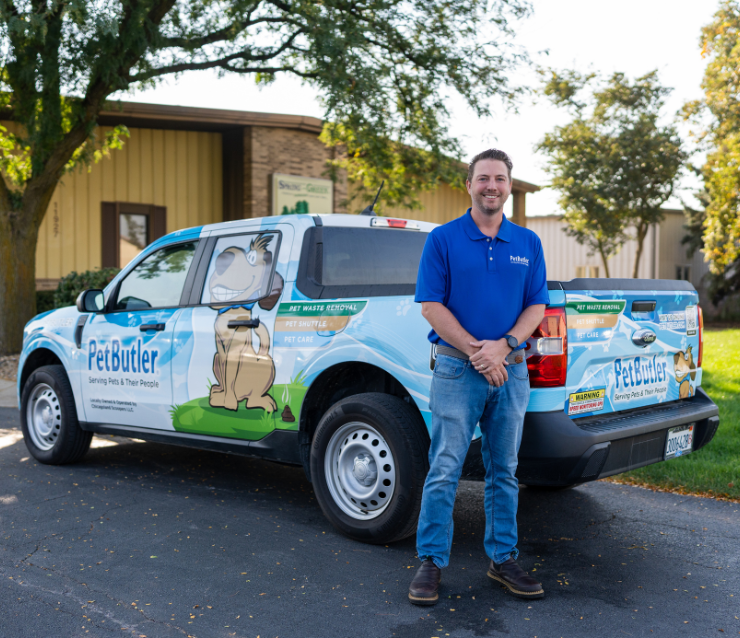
469, 338, 511, 387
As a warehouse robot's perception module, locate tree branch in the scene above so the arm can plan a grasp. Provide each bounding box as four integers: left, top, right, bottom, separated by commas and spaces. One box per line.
162, 16, 298, 49
129, 28, 307, 83
131, 57, 316, 83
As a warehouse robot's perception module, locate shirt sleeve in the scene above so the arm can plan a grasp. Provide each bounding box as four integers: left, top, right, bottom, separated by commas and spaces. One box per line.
414, 231, 448, 304
525, 236, 550, 307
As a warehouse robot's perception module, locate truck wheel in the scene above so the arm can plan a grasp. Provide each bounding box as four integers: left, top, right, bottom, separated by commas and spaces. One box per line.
21, 365, 92, 465
310, 392, 429, 544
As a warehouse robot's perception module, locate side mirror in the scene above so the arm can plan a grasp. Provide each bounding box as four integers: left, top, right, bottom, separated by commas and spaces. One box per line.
76, 289, 105, 313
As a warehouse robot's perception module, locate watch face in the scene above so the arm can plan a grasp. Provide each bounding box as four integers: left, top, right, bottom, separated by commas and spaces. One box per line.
507, 336, 518, 348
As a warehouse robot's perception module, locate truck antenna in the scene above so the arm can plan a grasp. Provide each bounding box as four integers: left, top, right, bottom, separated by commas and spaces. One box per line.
360, 181, 385, 216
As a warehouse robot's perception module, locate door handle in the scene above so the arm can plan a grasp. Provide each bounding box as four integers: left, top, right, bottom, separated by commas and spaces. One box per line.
227, 318, 260, 329
140, 323, 166, 332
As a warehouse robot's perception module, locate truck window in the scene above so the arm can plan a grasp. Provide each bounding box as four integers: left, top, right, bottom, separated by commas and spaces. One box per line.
199, 231, 280, 306
114, 242, 197, 310
297, 227, 428, 298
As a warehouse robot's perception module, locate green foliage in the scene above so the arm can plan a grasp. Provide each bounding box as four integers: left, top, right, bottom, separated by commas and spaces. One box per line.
619, 329, 740, 500
0, 0, 533, 356
679, 168, 740, 307
538, 70, 686, 278
687, 1, 740, 279
35, 290, 55, 314
53, 268, 120, 309
0, 0, 530, 210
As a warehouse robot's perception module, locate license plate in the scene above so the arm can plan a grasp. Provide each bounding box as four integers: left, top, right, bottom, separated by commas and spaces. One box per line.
665, 424, 694, 459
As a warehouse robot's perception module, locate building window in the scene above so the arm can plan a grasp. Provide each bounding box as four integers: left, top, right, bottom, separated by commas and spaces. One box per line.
575, 265, 599, 278
101, 203, 167, 269
676, 265, 691, 281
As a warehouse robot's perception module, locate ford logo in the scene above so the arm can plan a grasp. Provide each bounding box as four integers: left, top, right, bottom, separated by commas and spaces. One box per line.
632, 328, 657, 347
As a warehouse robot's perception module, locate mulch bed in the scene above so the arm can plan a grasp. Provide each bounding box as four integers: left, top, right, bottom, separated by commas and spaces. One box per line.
0, 355, 19, 382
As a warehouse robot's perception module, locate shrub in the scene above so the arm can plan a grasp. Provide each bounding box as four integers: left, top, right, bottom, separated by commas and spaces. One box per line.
53, 268, 121, 309
36, 291, 56, 314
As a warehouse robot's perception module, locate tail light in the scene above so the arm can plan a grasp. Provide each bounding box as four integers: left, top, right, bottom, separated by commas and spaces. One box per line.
526, 307, 568, 387
698, 305, 704, 368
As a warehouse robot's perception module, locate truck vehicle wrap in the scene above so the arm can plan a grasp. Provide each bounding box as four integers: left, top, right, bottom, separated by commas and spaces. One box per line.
17, 214, 720, 544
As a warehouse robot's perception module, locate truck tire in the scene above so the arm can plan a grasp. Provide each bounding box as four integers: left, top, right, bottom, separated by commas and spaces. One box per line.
310, 392, 429, 544
21, 365, 92, 465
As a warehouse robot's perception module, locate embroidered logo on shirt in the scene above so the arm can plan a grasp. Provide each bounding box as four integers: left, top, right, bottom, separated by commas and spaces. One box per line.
510, 255, 529, 266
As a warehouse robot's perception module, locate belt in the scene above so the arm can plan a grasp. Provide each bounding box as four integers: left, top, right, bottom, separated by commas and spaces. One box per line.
435, 345, 526, 366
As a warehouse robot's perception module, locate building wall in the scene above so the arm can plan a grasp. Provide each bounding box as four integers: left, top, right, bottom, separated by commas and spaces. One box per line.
381, 183, 472, 225
244, 126, 347, 217
526, 215, 656, 281
33, 125, 223, 283
657, 210, 710, 283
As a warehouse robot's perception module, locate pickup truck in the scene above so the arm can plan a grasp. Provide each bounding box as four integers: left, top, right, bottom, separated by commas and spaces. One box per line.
17, 213, 720, 545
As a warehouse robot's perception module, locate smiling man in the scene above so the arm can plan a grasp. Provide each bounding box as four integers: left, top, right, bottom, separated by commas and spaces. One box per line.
409, 149, 549, 605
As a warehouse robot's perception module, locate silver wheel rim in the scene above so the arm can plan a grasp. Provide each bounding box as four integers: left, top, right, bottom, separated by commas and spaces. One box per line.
26, 383, 62, 451
324, 421, 396, 520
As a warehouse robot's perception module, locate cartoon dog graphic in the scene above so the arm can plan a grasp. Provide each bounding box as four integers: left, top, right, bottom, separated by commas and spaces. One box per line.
673, 346, 697, 399
208, 234, 284, 412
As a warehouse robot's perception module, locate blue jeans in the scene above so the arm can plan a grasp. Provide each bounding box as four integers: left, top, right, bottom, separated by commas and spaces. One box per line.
416, 354, 530, 567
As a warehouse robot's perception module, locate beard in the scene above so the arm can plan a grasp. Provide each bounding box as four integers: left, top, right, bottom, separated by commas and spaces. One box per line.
472, 191, 506, 216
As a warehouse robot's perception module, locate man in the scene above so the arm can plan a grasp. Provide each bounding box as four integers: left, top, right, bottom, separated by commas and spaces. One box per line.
409, 149, 549, 605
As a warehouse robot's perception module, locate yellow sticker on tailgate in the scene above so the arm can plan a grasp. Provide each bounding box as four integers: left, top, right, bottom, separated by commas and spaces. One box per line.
568, 388, 606, 416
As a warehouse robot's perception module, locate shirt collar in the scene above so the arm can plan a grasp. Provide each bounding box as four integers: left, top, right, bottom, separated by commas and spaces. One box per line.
462, 208, 512, 243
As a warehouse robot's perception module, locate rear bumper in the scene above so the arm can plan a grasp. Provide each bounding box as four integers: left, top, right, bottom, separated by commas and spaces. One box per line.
462, 387, 720, 486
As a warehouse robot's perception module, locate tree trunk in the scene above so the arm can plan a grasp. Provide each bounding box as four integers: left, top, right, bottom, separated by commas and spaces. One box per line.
0, 179, 57, 356
632, 222, 649, 279
0, 212, 41, 355
598, 244, 611, 279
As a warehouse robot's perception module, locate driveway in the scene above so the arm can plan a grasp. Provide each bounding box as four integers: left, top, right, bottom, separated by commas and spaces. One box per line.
0, 406, 737, 638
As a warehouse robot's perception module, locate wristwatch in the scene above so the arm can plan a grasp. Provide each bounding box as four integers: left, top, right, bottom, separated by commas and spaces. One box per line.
503, 334, 518, 350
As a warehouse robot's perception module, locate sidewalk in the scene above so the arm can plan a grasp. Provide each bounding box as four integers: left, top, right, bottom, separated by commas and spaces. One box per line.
0, 379, 17, 408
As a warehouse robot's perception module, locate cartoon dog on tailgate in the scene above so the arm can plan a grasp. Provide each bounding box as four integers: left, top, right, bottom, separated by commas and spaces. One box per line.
673, 346, 697, 399
208, 233, 284, 412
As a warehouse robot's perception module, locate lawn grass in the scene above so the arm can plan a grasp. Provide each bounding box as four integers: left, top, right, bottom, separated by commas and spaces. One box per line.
614, 329, 740, 500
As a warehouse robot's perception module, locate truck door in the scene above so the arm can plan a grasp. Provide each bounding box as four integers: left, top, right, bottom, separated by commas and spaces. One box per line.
169, 225, 294, 441
81, 240, 199, 428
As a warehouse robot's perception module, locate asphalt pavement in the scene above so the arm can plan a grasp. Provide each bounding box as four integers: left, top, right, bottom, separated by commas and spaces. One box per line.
0, 406, 738, 638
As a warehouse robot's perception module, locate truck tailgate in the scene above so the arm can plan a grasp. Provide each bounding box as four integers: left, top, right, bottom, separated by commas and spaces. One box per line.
562, 280, 701, 419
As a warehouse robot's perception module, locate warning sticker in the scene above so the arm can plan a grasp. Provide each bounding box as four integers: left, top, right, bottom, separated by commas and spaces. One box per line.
568, 388, 606, 416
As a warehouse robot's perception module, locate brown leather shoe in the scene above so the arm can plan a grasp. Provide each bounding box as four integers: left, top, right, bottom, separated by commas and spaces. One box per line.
408, 559, 441, 605
487, 558, 544, 599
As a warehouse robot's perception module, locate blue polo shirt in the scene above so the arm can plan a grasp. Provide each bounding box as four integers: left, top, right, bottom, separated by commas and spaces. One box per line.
415, 209, 549, 348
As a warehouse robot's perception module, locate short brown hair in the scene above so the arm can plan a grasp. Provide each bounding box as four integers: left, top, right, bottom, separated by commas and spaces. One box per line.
467, 149, 513, 183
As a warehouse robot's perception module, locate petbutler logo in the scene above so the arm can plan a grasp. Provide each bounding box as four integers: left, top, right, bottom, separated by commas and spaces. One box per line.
88, 339, 159, 374
510, 255, 529, 266
613, 355, 668, 402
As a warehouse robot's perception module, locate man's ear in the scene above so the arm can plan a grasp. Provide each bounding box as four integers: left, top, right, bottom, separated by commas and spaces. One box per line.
258, 272, 284, 311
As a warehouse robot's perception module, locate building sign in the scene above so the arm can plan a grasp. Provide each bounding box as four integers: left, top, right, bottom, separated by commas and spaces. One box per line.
272, 173, 333, 216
